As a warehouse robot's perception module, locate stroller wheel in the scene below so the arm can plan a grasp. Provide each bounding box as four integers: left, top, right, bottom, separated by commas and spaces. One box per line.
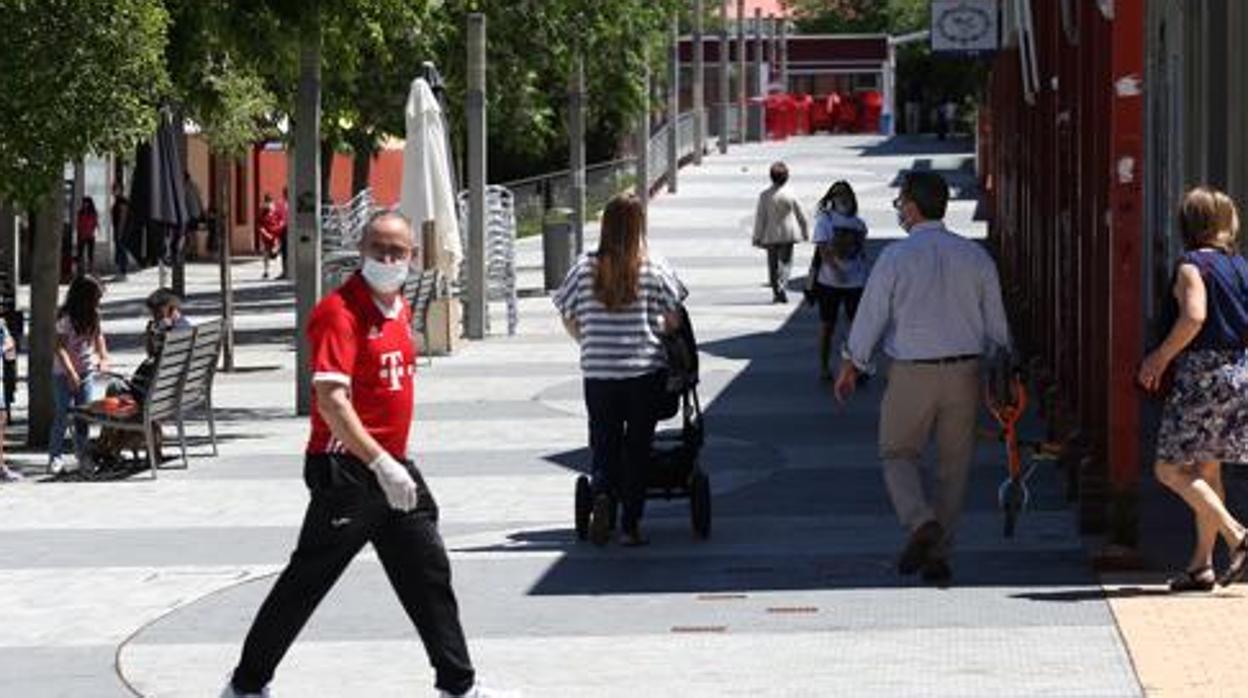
575, 476, 592, 541
690, 470, 711, 539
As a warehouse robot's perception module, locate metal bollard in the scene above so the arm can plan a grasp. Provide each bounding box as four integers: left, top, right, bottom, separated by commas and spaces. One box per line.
542, 207, 577, 291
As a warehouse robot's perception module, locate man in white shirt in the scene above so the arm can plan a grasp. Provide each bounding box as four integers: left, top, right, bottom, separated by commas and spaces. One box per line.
834, 171, 1011, 585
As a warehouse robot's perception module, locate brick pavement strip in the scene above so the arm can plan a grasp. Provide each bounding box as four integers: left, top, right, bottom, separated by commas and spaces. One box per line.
1104, 575, 1248, 697
0, 136, 1149, 697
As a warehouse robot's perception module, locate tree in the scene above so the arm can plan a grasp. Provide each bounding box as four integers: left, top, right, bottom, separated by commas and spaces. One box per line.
428, 0, 681, 182
165, 0, 280, 369
0, 0, 170, 446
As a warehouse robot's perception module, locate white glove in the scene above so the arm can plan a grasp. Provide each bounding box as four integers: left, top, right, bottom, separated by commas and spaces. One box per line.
368, 452, 419, 512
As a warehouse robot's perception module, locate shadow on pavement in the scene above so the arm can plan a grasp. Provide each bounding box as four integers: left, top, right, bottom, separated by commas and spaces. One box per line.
500, 238, 1106, 595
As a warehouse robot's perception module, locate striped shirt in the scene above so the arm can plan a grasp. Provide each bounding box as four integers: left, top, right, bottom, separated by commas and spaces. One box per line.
553, 253, 688, 380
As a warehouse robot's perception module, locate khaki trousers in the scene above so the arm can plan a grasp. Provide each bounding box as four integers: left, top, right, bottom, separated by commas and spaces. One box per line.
879, 360, 980, 557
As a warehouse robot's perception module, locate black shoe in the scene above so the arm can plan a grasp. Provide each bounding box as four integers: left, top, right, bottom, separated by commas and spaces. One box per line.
921, 559, 953, 586
898, 520, 943, 575
1218, 536, 1248, 586
778, 290, 789, 304
589, 494, 612, 547
619, 529, 650, 547
1169, 565, 1215, 592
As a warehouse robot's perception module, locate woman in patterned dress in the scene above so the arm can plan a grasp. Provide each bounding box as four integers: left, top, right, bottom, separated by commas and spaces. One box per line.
1138, 186, 1248, 591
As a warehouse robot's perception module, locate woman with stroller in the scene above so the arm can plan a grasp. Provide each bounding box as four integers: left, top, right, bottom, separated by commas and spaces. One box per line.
806, 181, 869, 380
49, 275, 110, 474
1138, 187, 1248, 591
554, 193, 688, 547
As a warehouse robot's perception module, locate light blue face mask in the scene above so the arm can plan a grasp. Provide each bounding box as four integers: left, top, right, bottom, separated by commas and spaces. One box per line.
361, 257, 410, 294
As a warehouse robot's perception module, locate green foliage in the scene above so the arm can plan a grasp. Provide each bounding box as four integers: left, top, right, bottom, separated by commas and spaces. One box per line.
431, 0, 681, 181
787, 0, 927, 34
0, 0, 170, 209
164, 0, 282, 157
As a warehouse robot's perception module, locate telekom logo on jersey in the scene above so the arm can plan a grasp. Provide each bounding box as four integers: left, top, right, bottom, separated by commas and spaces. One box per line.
377, 350, 412, 391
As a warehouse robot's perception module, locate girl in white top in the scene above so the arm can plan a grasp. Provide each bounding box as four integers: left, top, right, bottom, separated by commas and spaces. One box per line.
807, 180, 869, 380
49, 275, 110, 473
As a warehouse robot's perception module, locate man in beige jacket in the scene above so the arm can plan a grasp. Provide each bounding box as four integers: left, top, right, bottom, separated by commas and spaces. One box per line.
752, 162, 809, 303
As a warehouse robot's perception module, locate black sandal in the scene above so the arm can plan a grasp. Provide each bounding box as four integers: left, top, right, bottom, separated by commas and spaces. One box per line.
1168, 565, 1215, 592
1218, 536, 1248, 587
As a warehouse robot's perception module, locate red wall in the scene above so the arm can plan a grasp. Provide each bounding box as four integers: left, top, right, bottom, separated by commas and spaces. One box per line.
255, 147, 404, 208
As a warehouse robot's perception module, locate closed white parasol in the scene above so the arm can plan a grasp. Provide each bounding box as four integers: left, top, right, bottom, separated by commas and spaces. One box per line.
399, 77, 462, 278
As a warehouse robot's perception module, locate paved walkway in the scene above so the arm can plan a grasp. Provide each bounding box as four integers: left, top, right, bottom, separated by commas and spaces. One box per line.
0, 135, 1145, 696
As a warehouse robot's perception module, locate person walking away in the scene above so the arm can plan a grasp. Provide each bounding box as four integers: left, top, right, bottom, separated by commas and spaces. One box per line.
806, 180, 869, 380
49, 276, 111, 474
554, 193, 687, 547
0, 318, 19, 482
752, 162, 809, 303
275, 187, 290, 279
223, 212, 516, 698
183, 172, 205, 261
76, 197, 99, 276
834, 171, 1010, 585
257, 193, 282, 280
1138, 186, 1248, 591
111, 184, 130, 281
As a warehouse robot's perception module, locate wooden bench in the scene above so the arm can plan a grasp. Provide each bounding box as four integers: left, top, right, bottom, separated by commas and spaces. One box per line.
71, 326, 195, 478
176, 319, 224, 456
404, 269, 439, 359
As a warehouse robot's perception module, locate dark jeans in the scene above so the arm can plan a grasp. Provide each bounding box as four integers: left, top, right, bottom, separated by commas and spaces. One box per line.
584, 371, 664, 533
77, 239, 95, 275
766, 244, 794, 297
231, 454, 475, 695
814, 284, 863, 327
114, 238, 129, 275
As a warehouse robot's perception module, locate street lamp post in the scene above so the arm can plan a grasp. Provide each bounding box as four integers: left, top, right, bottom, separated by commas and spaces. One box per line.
667, 14, 680, 194
692, 0, 705, 165
294, 10, 323, 416
466, 13, 487, 340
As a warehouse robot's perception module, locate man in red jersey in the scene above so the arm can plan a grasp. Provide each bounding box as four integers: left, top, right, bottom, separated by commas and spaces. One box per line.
223, 212, 516, 698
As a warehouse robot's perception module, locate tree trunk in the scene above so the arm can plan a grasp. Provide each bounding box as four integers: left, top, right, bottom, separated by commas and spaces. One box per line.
215, 153, 235, 371
351, 146, 372, 197
27, 185, 64, 447
319, 138, 334, 204
172, 112, 188, 296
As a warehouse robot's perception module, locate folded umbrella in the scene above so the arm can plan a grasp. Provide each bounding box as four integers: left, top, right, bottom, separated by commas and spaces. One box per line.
399, 77, 462, 279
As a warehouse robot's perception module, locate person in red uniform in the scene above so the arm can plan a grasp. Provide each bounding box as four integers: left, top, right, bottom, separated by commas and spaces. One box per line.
257, 193, 283, 280
76, 196, 99, 276
223, 212, 516, 698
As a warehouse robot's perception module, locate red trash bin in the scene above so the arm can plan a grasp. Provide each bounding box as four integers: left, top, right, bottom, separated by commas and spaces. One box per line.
858, 90, 883, 133
795, 94, 814, 135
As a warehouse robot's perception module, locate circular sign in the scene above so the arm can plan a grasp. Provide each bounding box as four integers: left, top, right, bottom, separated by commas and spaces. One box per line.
937, 5, 994, 47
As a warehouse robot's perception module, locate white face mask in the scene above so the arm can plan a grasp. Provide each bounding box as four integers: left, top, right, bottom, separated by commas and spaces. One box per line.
361, 257, 410, 294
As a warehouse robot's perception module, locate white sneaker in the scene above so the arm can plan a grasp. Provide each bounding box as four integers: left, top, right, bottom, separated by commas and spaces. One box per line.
219, 679, 269, 697
441, 682, 522, 698
48, 457, 66, 475
0, 465, 23, 482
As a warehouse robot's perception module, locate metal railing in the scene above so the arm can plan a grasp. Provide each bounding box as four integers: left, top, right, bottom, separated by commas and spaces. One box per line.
501, 109, 711, 238
499, 158, 636, 239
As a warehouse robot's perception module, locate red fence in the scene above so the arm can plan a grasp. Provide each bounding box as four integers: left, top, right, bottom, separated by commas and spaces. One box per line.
983, 2, 1145, 544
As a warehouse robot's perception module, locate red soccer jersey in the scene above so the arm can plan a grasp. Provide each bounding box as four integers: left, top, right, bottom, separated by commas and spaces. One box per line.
306, 273, 417, 459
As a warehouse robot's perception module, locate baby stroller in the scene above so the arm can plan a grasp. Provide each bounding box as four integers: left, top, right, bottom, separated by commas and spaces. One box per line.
574, 305, 711, 540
